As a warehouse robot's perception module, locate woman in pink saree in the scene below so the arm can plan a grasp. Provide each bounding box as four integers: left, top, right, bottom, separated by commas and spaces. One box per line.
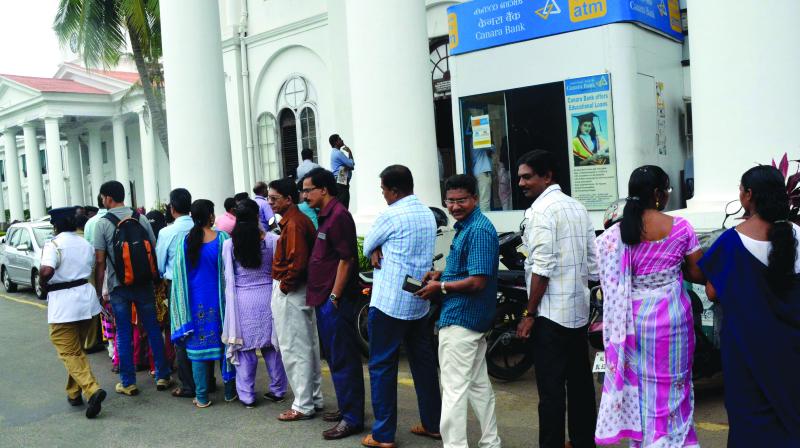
595, 166, 706, 447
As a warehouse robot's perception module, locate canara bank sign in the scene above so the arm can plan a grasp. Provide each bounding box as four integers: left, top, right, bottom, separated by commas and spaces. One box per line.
447, 0, 682, 55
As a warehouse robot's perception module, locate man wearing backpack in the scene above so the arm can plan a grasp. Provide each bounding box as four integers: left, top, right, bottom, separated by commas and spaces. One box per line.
93, 181, 172, 396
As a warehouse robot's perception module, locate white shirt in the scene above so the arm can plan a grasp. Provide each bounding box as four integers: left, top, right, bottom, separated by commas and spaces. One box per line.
523, 185, 599, 328
41, 232, 101, 324
737, 223, 800, 273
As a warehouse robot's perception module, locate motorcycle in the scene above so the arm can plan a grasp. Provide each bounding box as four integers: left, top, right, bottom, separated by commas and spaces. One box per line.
587, 199, 740, 381
354, 212, 535, 382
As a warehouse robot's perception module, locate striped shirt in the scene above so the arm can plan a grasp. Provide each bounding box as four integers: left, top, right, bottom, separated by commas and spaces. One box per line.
523, 184, 599, 328
438, 208, 499, 333
363, 195, 436, 320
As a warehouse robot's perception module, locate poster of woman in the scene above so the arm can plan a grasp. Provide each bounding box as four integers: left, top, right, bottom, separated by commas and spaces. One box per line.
571, 111, 610, 166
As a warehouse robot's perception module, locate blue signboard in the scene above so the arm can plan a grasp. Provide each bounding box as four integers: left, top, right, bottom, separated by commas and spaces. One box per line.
448, 0, 683, 56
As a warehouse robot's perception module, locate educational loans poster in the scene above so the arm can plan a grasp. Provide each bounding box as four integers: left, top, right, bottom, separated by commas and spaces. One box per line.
564, 74, 618, 210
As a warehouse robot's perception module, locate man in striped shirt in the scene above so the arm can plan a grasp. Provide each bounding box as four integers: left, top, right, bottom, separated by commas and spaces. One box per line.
362, 165, 441, 447
516, 150, 599, 448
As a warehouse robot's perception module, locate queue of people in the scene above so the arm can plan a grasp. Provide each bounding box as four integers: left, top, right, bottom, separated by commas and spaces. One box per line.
40, 140, 798, 448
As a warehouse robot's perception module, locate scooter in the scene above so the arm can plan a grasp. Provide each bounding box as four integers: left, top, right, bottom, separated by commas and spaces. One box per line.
354, 211, 535, 382
587, 200, 738, 381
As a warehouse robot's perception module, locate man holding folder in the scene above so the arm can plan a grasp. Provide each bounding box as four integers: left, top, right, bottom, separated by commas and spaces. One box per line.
361, 165, 442, 448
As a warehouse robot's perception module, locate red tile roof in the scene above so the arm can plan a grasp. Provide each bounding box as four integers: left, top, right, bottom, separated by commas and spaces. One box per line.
64, 62, 139, 84
90, 68, 140, 83
0, 74, 110, 94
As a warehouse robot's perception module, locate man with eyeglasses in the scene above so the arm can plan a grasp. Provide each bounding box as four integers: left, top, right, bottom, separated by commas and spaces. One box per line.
303, 167, 365, 441
415, 174, 502, 448
516, 150, 599, 448
267, 178, 326, 423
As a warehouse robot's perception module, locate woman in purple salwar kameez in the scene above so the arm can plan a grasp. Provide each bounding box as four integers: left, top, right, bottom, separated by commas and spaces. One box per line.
222, 199, 288, 408
595, 166, 706, 448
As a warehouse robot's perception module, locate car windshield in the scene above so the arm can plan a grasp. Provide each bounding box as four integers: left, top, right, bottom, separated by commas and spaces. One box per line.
32, 227, 54, 247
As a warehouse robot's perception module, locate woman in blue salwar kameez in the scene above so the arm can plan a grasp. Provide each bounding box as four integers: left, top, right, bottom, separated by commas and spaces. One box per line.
170, 199, 236, 408
699, 166, 800, 447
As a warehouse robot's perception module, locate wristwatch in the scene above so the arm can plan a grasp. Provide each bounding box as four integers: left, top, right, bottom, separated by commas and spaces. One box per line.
440, 281, 447, 295
329, 293, 338, 304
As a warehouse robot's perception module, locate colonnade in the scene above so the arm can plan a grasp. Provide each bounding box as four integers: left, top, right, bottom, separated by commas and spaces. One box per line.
0, 107, 160, 223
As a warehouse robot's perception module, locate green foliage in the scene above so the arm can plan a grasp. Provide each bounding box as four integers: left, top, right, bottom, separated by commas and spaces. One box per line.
356, 237, 372, 273
53, 0, 161, 69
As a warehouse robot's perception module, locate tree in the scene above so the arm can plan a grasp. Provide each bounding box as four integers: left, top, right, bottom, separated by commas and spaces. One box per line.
54, 0, 170, 157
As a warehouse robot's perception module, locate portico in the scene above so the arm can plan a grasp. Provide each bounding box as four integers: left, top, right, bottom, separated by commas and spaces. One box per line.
0, 64, 170, 222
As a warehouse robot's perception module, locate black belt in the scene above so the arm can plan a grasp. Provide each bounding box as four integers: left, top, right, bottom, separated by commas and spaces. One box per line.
47, 279, 89, 292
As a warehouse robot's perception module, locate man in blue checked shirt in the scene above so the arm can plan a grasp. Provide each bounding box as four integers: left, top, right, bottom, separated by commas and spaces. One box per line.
361, 165, 442, 447
416, 174, 501, 448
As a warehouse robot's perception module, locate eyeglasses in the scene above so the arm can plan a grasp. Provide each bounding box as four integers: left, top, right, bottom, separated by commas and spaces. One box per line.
300, 187, 321, 194
267, 195, 285, 202
444, 198, 471, 206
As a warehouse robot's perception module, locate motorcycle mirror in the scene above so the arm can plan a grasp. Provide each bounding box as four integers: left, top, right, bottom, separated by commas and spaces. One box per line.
721, 199, 743, 229
430, 207, 448, 228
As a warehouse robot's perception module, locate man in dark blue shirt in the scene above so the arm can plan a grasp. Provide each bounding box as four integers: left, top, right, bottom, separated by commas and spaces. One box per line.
416, 174, 501, 448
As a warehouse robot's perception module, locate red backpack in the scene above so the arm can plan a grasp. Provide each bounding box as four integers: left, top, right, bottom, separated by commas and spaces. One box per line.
104, 211, 158, 285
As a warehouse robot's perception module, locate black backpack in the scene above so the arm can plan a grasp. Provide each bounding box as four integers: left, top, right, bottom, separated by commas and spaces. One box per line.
104, 211, 158, 286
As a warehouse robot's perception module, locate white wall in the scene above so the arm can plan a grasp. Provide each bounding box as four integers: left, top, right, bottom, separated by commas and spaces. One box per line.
450, 24, 686, 231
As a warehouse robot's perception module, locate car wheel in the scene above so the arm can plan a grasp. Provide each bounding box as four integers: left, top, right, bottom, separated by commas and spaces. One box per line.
2, 267, 17, 292
32, 269, 45, 300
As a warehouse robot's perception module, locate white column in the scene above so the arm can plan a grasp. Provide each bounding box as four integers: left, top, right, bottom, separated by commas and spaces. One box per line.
138, 108, 159, 209
44, 117, 68, 208
161, 0, 234, 214
22, 123, 46, 218
87, 124, 104, 200
66, 132, 85, 205
343, 0, 441, 221
112, 115, 131, 204
687, 0, 800, 224
2, 129, 24, 221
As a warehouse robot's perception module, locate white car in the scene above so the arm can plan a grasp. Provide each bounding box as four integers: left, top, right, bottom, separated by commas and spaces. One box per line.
0, 221, 54, 300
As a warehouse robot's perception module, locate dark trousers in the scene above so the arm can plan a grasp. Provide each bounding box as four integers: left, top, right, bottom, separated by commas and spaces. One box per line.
316, 297, 365, 427
368, 307, 441, 443
533, 316, 596, 448
336, 184, 350, 209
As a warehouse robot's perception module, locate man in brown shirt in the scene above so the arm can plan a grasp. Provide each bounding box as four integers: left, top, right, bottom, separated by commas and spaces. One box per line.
268, 178, 325, 422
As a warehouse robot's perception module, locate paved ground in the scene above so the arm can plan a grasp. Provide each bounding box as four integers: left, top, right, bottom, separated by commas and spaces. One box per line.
0, 290, 730, 447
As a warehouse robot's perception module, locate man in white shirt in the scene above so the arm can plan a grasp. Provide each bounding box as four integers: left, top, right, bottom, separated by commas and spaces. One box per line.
515, 150, 599, 448
40, 206, 106, 419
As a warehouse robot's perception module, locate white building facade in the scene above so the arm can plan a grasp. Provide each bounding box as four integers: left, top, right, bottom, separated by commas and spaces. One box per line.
0, 0, 796, 232
0, 63, 171, 221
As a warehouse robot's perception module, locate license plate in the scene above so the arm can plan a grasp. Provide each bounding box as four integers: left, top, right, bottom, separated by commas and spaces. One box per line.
592, 352, 606, 373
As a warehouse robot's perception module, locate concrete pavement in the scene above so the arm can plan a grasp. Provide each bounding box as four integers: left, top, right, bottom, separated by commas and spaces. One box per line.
0, 290, 730, 447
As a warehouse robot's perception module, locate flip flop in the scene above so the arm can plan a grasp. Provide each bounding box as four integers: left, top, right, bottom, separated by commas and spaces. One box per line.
192, 398, 212, 408
410, 424, 442, 440
361, 434, 397, 448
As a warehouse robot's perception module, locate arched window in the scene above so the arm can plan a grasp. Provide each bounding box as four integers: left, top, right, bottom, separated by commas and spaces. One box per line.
300, 107, 317, 162
278, 109, 299, 178
257, 113, 280, 181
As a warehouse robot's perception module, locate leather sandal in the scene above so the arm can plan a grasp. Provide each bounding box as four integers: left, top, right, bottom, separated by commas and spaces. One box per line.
171, 387, 194, 398
361, 434, 397, 448
277, 409, 314, 421
410, 424, 442, 440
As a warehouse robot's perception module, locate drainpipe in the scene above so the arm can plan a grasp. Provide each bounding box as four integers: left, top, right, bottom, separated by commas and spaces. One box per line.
239, 0, 257, 185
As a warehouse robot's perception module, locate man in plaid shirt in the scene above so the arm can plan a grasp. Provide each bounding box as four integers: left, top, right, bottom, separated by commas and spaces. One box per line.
416, 174, 501, 448
362, 165, 441, 447
516, 150, 599, 448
